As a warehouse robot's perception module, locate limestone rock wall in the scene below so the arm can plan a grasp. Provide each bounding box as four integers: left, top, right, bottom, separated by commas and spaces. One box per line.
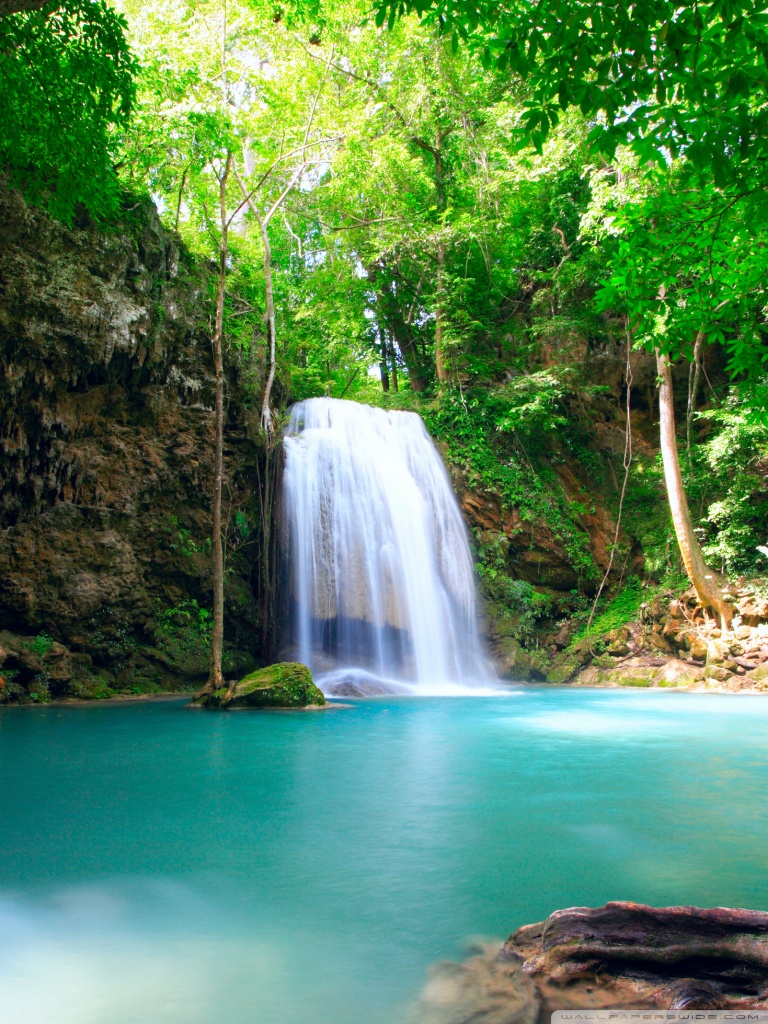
0, 186, 275, 702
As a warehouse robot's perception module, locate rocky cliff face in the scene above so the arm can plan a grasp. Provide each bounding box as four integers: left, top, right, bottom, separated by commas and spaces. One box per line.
0, 186, 276, 702
445, 335, 733, 683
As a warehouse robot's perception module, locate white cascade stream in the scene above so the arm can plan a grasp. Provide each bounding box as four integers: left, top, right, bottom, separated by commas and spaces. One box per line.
283, 397, 493, 696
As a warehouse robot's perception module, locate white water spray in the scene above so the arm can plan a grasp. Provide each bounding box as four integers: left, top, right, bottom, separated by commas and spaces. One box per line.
283, 398, 492, 696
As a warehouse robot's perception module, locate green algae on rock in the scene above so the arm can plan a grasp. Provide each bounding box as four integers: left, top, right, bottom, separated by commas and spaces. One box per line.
195, 663, 325, 709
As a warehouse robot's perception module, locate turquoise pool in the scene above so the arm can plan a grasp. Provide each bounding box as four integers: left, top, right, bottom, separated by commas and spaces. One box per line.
1, 688, 767, 1023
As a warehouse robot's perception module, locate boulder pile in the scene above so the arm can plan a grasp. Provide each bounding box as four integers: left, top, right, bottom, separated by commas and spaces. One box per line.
549, 584, 768, 692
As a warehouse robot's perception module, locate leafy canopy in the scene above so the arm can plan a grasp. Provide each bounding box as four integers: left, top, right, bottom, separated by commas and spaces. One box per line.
371, 0, 768, 184
0, 0, 136, 222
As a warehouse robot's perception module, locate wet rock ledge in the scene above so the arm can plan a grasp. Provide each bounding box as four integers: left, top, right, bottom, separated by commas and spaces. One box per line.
413, 902, 768, 1023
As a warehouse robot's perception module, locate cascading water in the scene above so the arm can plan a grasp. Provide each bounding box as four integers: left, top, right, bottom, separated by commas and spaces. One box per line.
283, 397, 492, 696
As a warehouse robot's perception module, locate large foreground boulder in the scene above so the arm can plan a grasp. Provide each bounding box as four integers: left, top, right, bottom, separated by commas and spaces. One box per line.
194, 662, 325, 709
411, 902, 768, 1022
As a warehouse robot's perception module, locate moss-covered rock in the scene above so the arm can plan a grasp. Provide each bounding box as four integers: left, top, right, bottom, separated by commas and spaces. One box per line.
493, 636, 532, 679
545, 663, 574, 684
573, 656, 704, 689
196, 662, 325, 709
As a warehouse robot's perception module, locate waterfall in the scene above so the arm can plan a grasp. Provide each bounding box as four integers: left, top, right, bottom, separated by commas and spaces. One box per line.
283, 397, 491, 696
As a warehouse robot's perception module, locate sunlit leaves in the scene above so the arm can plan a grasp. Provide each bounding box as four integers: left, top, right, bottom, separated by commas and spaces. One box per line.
586, 156, 768, 383
0, 0, 137, 222
372, 0, 768, 188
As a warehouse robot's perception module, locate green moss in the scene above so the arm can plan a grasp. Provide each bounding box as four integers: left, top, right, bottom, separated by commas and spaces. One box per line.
92, 683, 118, 699
126, 679, 166, 695
198, 662, 325, 709
573, 579, 643, 644
68, 678, 119, 700
546, 661, 580, 684
24, 632, 54, 657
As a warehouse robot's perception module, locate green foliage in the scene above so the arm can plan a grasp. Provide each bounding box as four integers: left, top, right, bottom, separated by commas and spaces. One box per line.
25, 632, 54, 657
27, 682, 51, 703
167, 515, 211, 557
371, 0, 768, 416
492, 370, 568, 436
574, 579, 643, 643
478, 552, 555, 642
692, 385, 768, 574
91, 680, 118, 700
376, 0, 768, 183
154, 599, 212, 652
590, 159, 768, 380
424, 387, 598, 583
0, 0, 136, 222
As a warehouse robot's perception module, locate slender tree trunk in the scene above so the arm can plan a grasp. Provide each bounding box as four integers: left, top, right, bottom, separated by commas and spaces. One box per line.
686, 330, 703, 456
434, 239, 449, 384
656, 350, 732, 629
202, 154, 233, 695
388, 297, 426, 391
259, 219, 277, 433
174, 166, 188, 233
389, 334, 399, 392
260, 441, 272, 654
236, 165, 307, 435
379, 332, 390, 392
433, 125, 450, 386
371, 265, 427, 391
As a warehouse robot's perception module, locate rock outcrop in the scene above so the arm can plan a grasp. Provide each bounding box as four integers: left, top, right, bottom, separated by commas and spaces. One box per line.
549, 583, 768, 692
0, 185, 278, 702
412, 902, 768, 1022
193, 662, 325, 709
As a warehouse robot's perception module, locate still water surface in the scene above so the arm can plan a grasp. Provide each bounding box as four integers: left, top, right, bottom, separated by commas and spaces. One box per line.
1, 688, 767, 1023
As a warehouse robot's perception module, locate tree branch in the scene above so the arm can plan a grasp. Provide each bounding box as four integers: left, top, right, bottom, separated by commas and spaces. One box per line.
227, 136, 342, 226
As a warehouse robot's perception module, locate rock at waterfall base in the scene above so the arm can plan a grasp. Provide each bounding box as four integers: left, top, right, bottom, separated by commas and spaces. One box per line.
411, 902, 768, 1021
194, 663, 325, 709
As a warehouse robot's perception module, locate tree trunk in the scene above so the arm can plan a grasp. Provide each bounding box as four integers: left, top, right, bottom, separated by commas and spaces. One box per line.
200, 155, 233, 696
434, 239, 449, 384
368, 261, 427, 391
656, 350, 732, 628
389, 334, 399, 392
382, 291, 427, 392
235, 162, 307, 434
433, 126, 450, 386
379, 332, 390, 392
259, 218, 277, 433
174, 166, 188, 233
686, 330, 703, 456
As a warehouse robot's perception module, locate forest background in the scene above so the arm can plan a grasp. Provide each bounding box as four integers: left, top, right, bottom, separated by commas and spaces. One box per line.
2, 0, 768, 691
